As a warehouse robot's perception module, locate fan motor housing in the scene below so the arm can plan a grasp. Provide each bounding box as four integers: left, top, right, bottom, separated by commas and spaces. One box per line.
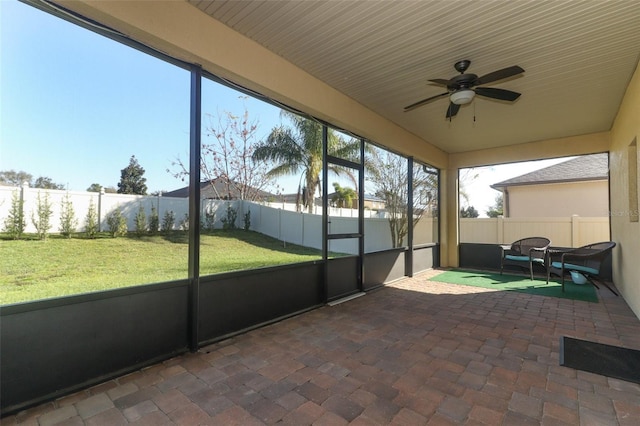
449, 73, 478, 90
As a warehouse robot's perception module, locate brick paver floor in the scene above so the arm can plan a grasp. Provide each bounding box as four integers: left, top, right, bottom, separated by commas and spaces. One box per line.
5, 269, 640, 425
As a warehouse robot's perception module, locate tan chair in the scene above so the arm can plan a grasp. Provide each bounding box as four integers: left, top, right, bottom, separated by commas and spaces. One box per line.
500, 237, 551, 280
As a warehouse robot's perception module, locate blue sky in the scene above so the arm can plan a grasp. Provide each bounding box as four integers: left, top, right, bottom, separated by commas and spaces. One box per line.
1, 0, 568, 214
1, 0, 283, 193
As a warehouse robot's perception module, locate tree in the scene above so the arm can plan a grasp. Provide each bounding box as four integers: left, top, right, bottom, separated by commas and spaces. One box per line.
458, 168, 479, 208
221, 205, 237, 230
87, 183, 103, 192
59, 193, 78, 238
106, 209, 128, 237
2, 190, 25, 239
134, 204, 147, 236
486, 194, 504, 218
0, 170, 32, 187
31, 192, 53, 240
0, 171, 66, 189
84, 198, 99, 238
118, 155, 147, 195
252, 110, 360, 213
148, 205, 160, 235
331, 182, 356, 208
460, 206, 480, 218
366, 147, 438, 248
161, 210, 175, 234
170, 103, 276, 202
34, 176, 65, 190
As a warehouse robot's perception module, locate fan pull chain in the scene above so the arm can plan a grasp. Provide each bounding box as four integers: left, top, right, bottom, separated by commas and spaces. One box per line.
473, 102, 476, 126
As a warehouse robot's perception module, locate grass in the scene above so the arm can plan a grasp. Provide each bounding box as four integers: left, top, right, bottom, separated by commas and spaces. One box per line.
0, 230, 323, 305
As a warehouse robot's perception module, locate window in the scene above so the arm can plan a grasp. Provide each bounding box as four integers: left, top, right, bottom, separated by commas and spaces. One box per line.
196, 81, 323, 276
1, 1, 190, 303
413, 162, 439, 245
364, 144, 409, 251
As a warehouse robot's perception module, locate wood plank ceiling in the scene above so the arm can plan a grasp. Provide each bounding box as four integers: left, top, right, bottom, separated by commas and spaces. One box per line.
188, 0, 640, 154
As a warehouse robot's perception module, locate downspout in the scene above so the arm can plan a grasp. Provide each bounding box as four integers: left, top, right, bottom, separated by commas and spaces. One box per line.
503, 188, 510, 218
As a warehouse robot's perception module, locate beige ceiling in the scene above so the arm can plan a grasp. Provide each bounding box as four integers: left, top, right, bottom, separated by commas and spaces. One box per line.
188, 0, 640, 154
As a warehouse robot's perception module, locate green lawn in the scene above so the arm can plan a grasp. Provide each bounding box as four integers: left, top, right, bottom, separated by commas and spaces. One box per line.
0, 230, 323, 305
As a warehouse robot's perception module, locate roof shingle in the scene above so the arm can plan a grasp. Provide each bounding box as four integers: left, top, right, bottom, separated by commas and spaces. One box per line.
491, 153, 608, 189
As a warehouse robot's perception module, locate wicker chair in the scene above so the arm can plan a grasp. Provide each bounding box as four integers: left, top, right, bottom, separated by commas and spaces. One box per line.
500, 237, 551, 280
546, 241, 617, 293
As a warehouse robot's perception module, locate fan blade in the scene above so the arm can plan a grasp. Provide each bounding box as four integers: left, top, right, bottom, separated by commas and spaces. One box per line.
428, 78, 450, 86
404, 92, 449, 112
446, 102, 460, 119
475, 87, 521, 102
476, 65, 524, 85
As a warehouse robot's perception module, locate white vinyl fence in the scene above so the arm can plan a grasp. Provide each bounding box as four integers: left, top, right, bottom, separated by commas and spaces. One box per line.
0, 186, 438, 254
460, 216, 610, 247
3, 186, 605, 250
233, 201, 438, 254
0, 185, 189, 234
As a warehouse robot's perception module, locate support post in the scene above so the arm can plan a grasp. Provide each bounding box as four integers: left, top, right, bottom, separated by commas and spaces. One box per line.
406, 157, 414, 277
321, 125, 328, 303
188, 64, 202, 352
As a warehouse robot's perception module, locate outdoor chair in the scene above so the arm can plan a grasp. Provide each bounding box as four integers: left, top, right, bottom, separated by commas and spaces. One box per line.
546, 241, 617, 294
500, 237, 551, 280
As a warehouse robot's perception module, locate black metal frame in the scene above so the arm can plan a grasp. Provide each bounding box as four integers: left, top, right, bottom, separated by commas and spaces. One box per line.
1, 1, 442, 417
323, 129, 365, 301
188, 65, 202, 352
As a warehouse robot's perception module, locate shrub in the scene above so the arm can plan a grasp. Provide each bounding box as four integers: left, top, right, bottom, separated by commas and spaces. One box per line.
161, 210, 175, 234
243, 210, 251, 231
148, 205, 159, 235
203, 209, 215, 231
134, 204, 147, 237
106, 208, 128, 237
59, 192, 77, 238
31, 191, 53, 240
179, 213, 189, 231
3, 190, 25, 239
84, 198, 99, 238
221, 205, 237, 230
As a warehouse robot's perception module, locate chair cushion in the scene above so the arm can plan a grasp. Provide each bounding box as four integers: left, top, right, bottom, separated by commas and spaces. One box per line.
505, 255, 544, 263
551, 262, 599, 276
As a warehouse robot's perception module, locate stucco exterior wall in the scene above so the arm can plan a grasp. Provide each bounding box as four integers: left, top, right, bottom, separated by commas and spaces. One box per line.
505, 180, 609, 217
609, 62, 640, 318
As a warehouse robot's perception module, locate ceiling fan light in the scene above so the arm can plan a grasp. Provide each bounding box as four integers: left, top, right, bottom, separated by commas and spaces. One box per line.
450, 89, 475, 105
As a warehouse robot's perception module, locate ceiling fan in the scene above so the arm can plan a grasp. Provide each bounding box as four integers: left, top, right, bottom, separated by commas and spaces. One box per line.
404, 60, 524, 118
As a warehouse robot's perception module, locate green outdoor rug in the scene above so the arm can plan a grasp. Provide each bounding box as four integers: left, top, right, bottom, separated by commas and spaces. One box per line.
431, 269, 599, 303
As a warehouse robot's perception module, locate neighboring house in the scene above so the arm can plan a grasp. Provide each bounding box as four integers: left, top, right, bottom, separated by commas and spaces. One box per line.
278, 191, 386, 210
163, 178, 276, 201
362, 194, 386, 210
490, 154, 609, 218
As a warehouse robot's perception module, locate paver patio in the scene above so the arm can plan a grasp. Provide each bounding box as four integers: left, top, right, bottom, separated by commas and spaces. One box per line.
4, 269, 640, 425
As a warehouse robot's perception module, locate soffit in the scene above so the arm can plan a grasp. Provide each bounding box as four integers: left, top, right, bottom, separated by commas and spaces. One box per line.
188, 0, 640, 154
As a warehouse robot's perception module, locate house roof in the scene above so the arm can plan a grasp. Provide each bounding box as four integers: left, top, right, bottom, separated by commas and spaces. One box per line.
163, 179, 275, 200
491, 153, 609, 189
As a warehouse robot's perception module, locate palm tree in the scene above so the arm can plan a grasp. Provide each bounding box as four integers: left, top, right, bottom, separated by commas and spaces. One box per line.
252, 111, 360, 213
331, 182, 357, 208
